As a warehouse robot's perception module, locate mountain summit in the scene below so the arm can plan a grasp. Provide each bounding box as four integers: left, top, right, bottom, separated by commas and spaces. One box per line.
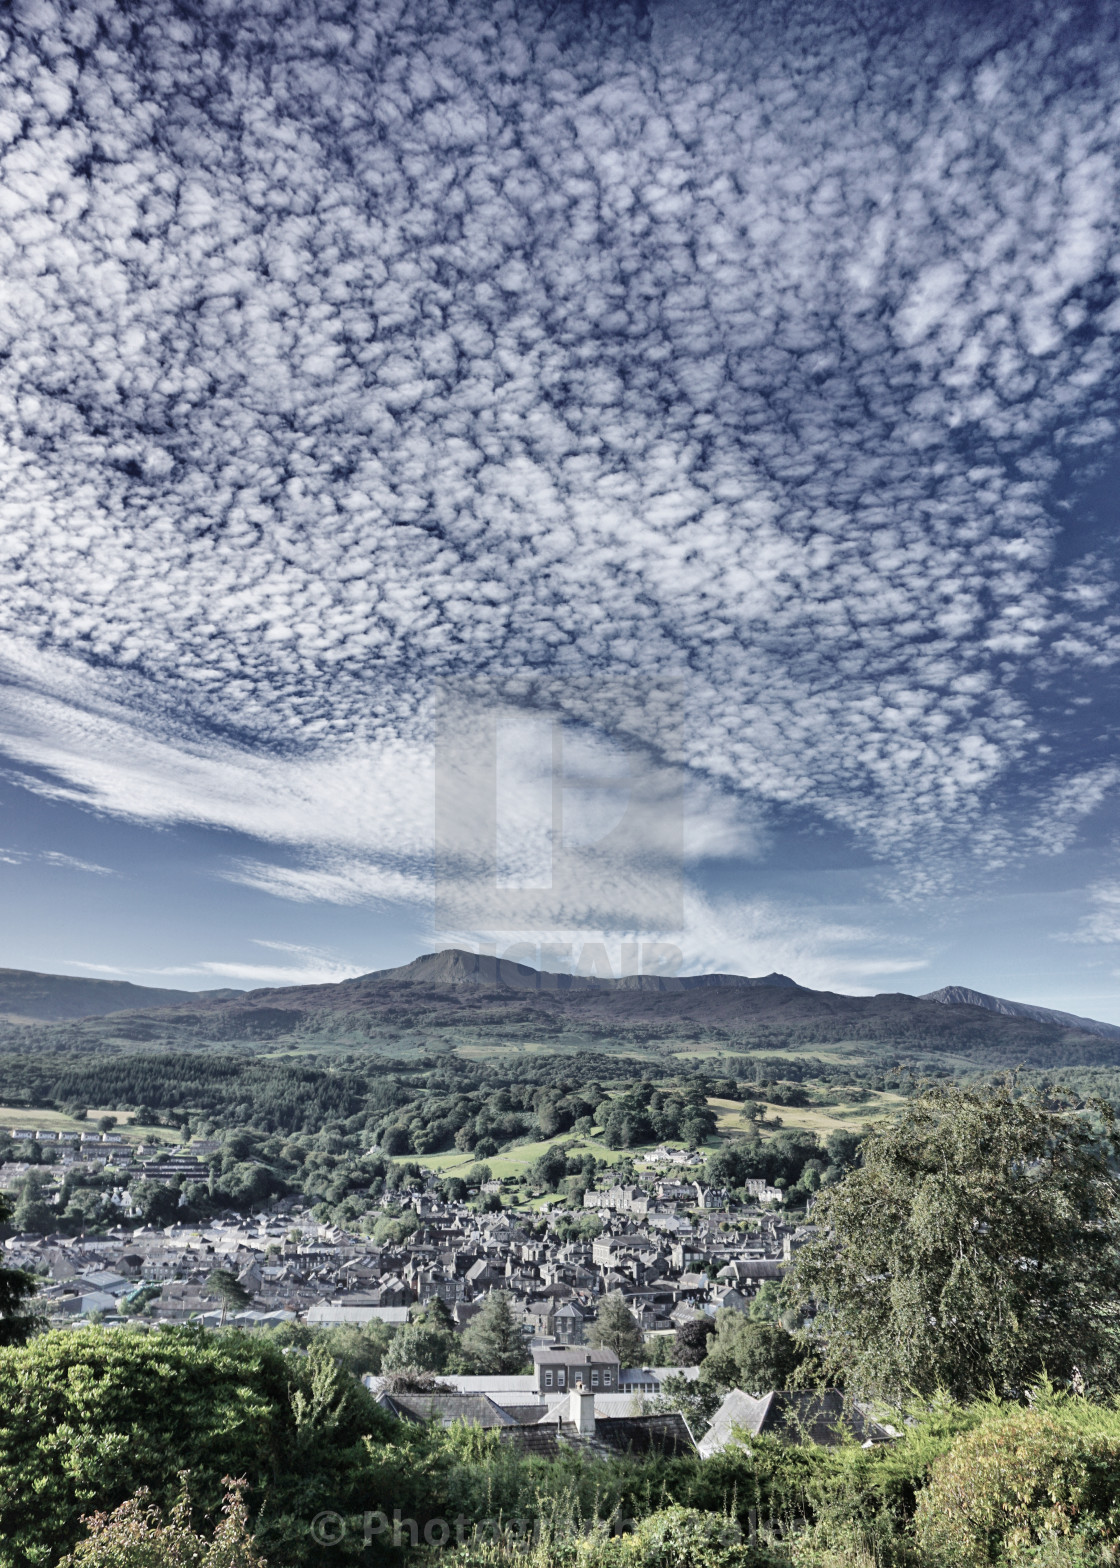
360, 948, 800, 993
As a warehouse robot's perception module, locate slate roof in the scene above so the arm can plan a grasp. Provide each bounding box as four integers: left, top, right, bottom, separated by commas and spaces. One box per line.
305, 1302, 409, 1325
377, 1391, 519, 1428
533, 1413, 696, 1459
593, 1413, 697, 1457
531, 1347, 619, 1367
574, 1394, 644, 1418
501, 1412, 695, 1459
440, 1374, 539, 1397
498, 1425, 561, 1457
716, 1259, 784, 1281
698, 1390, 897, 1457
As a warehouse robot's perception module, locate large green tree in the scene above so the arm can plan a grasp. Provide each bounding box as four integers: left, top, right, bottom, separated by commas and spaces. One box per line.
700, 1312, 810, 1394
132, 1180, 181, 1229
460, 1291, 527, 1375
381, 1314, 456, 1375
526, 1146, 569, 1190
0, 1195, 39, 1346
0, 1329, 396, 1568
589, 1291, 646, 1367
674, 1317, 716, 1366
12, 1175, 53, 1236
792, 1083, 1120, 1401
205, 1270, 251, 1326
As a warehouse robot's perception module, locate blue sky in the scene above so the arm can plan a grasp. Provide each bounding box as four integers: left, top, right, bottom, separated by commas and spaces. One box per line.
2, 0, 1120, 1015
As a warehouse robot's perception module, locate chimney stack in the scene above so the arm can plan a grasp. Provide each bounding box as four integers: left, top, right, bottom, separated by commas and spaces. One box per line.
570, 1388, 596, 1436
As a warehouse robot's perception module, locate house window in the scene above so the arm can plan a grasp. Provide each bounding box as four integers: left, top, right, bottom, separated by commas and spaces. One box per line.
603, 1371, 612, 1387
591, 1371, 599, 1387
545, 1370, 553, 1388
558, 1370, 566, 1387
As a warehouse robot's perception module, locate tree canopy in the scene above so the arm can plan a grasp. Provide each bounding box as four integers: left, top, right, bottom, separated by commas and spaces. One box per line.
459, 1292, 527, 1375
381, 1314, 457, 1375
0, 1195, 39, 1347
674, 1317, 716, 1366
589, 1292, 645, 1367
0, 1328, 395, 1567
701, 1314, 811, 1395
12, 1174, 54, 1237
792, 1082, 1120, 1400
205, 1270, 251, 1325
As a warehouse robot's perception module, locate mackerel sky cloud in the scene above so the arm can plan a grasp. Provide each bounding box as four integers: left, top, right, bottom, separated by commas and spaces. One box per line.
1, 0, 1120, 1006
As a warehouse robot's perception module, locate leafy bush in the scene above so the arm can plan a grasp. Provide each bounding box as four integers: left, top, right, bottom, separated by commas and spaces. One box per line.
0, 1327, 394, 1568
444, 1506, 762, 1568
914, 1397, 1120, 1566
619, 1507, 758, 1566
56, 1477, 266, 1568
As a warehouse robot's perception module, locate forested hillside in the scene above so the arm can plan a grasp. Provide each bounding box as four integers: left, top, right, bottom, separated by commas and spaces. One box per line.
0, 949, 1117, 1067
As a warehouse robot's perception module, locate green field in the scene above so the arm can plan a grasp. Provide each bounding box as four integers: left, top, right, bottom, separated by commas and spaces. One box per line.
397, 1130, 633, 1180
0, 1106, 182, 1143
394, 1085, 905, 1182
708, 1090, 907, 1138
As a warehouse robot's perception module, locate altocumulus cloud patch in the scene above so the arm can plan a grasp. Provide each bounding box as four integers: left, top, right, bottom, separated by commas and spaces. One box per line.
0, 0, 1119, 909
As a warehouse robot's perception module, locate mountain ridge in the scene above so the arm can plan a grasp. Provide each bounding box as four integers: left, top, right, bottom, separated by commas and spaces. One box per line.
356, 947, 801, 993
1, 952, 1118, 1070
0, 967, 245, 1023
922, 984, 1120, 1040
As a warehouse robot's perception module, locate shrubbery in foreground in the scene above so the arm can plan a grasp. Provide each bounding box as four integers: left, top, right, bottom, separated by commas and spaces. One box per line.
0, 1327, 397, 1567
7, 1325, 1120, 1568
915, 1400, 1120, 1566
56, 1480, 266, 1568
442, 1506, 759, 1568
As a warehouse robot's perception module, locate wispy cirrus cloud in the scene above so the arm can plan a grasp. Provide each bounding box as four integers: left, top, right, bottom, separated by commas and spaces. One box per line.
1063, 882, 1120, 946
0, 843, 115, 876
68, 941, 365, 988
0, 0, 1118, 945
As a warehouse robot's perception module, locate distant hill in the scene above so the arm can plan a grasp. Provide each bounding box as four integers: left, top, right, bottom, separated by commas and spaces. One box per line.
363, 948, 800, 992
0, 968, 244, 1022
3, 950, 1119, 1068
0, 947, 1107, 1069
922, 985, 1120, 1040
